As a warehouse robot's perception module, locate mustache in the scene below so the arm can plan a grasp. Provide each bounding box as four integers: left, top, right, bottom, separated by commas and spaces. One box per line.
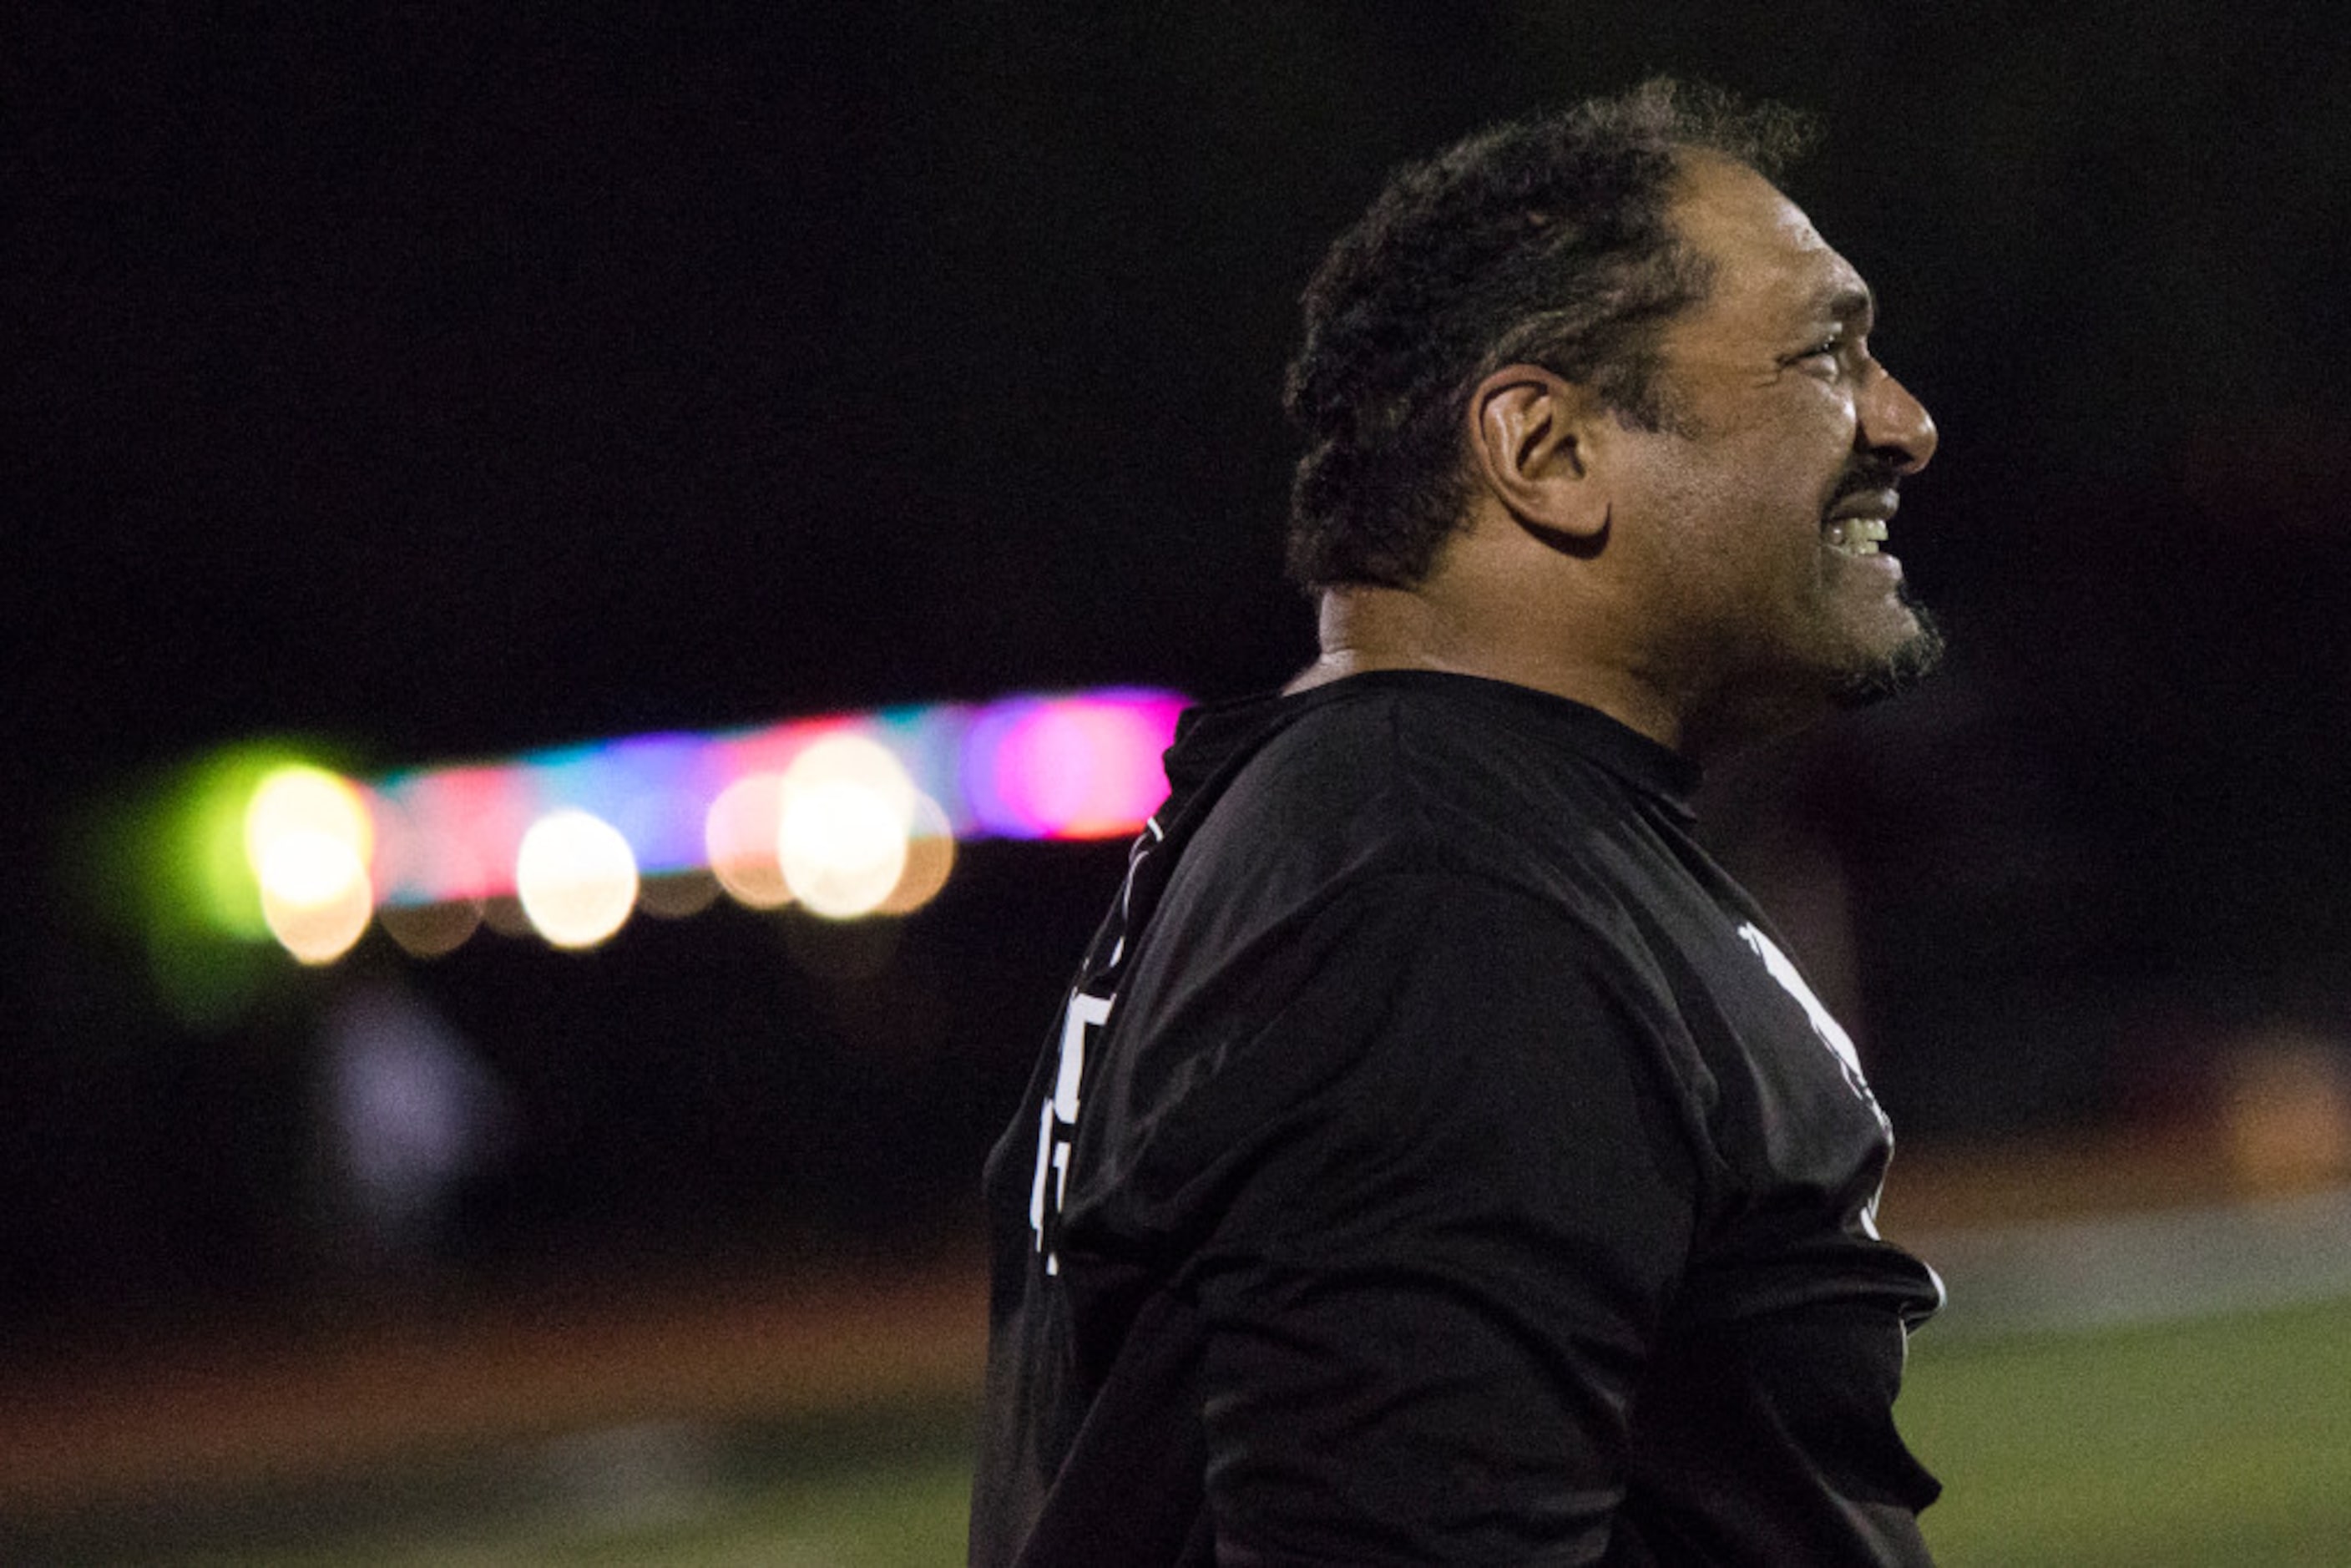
1828, 460, 1909, 509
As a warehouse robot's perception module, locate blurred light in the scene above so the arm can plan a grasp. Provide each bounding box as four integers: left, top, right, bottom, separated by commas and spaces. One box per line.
868, 706, 963, 827
378, 766, 535, 905
245, 766, 376, 963
365, 690, 1176, 906
98, 746, 335, 1030
481, 897, 538, 939
257, 833, 374, 964
705, 774, 793, 909
535, 733, 718, 876
379, 898, 484, 959
2222, 1028, 2351, 1193
515, 810, 640, 949
166, 749, 329, 943
139, 689, 1186, 996
963, 692, 1180, 839
245, 766, 375, 874
637, 869, 722, 919
371, 792, 489, 920
778, 733, 916, 919
876, 794, 956, 916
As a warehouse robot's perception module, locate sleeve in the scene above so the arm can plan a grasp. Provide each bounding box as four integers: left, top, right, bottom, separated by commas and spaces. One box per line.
1089, 873, 1706, 1565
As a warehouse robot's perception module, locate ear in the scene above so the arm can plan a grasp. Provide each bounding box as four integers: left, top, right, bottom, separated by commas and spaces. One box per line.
1466, 365, 1611, 543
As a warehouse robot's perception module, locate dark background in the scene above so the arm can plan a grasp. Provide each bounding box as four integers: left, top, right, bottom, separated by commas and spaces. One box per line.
8, 3, 2350, 1329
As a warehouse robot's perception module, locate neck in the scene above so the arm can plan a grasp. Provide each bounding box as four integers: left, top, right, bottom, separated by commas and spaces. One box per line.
1287, 583, 1702, 755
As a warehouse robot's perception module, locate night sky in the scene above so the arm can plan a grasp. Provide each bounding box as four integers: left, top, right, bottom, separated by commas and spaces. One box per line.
9, 3, 2351, 1317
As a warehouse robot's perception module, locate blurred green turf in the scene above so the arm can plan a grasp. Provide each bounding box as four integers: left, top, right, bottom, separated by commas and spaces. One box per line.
1904, 1296, 2351, 1566
275, 1456, 975, 1568
40, 1296, 2351, 1565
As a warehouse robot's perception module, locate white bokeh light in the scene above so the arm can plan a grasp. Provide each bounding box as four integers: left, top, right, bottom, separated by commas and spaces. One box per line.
875, 793, 956, 916
246, 766, 376, 963
245, 766, 374, 874
515, 809, 640, 949
704, 773, 793, 909
777, 733, 916, 919
258, 832, 374, 964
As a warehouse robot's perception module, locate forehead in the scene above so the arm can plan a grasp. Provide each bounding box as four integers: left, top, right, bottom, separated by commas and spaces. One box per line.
1666, 154, 1870, 334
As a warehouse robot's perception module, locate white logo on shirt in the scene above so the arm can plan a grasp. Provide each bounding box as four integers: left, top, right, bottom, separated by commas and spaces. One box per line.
1737, 921, 1893, 1236
1028, 989, 1113, 1276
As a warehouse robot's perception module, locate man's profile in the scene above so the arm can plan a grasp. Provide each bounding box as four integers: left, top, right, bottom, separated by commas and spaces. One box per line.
971, 79, 1949, 1565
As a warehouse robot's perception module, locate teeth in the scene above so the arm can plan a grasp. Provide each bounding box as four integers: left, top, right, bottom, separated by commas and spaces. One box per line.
1826, 518, 1888, 556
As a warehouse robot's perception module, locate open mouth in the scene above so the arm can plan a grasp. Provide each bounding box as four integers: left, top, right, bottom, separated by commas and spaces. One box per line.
1824, 518, 1888, 557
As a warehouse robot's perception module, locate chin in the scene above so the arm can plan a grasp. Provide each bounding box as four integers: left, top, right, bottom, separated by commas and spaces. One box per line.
1832, 601, 1946, 708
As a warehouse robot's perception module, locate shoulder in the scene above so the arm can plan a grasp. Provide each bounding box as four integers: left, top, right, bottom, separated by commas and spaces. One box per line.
1174, 673, 1660, 923
1109, 673, 1725, 1130
1068, 862, 1719, 1284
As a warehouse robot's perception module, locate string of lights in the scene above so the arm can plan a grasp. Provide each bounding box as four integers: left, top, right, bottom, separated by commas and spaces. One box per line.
163, 689, 1186, 966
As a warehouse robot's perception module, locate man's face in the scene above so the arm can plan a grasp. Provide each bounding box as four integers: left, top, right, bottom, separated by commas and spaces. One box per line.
1606, 154, 1942, 738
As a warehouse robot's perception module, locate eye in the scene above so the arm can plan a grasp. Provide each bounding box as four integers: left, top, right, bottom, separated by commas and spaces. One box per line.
1782, 333, 1858, 381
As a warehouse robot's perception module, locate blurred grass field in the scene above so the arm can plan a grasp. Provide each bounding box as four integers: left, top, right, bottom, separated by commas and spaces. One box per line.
45, 1294, 2347, 1566
1904, 1296, 2351, 1566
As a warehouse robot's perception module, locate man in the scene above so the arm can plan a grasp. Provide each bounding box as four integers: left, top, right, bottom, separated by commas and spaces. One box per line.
972, 79, 1949, 1565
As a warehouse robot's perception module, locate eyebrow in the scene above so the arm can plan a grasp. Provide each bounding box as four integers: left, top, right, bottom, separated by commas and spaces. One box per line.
1817, 283, 1876, 331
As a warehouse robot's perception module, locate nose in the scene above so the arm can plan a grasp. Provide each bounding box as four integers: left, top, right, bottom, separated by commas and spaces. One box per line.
1858, 365, 1938, 475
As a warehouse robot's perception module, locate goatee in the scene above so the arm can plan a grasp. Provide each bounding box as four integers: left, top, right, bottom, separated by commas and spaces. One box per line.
1833, 591, 1945, 707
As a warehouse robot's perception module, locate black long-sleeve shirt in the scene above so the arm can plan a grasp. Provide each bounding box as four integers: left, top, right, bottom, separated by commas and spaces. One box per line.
972, 670, 1944, 1565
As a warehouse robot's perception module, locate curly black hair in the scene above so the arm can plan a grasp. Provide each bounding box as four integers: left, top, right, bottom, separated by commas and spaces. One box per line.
1282, 79, 1817, 589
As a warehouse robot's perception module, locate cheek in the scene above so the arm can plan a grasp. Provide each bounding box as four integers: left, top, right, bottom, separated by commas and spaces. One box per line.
1622, 427, 1838, 599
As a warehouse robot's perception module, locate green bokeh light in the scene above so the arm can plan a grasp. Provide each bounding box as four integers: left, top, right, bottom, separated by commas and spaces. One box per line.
171, 747, 323, 942
93, 742, 355, 1031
